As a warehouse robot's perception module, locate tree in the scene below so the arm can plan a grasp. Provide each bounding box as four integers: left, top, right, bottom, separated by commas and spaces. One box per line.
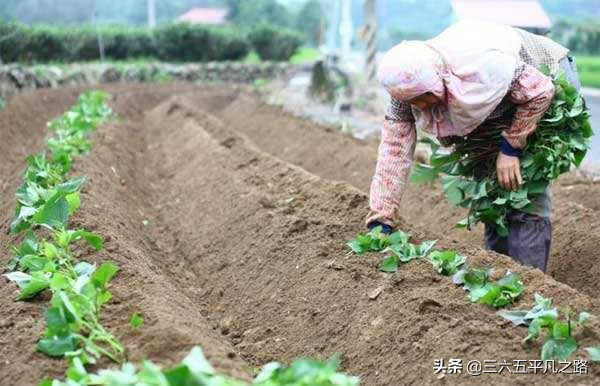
228, 0, 292, 29
295, 0, 324, 46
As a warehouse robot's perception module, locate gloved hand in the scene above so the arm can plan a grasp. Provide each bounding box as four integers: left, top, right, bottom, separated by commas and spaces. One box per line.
367, 220, 394, 235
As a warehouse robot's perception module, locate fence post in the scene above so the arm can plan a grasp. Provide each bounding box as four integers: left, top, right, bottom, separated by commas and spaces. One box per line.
363, 0, 378, 83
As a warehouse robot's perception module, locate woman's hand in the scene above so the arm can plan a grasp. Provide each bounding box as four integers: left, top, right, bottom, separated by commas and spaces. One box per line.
496, 152, 523, 191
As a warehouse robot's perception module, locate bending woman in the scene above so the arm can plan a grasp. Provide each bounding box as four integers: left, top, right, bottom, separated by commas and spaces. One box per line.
367, 21, 581, 272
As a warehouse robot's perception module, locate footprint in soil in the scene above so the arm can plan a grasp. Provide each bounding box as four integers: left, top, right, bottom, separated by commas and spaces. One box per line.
418, 299, 443, 314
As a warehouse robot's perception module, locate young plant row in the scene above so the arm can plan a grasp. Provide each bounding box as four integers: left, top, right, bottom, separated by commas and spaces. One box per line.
3, 91, 126, 372
42, 346, 358, 386
347, 226, 600, 361
4, 93, 360, 386
410, 73, 593, 236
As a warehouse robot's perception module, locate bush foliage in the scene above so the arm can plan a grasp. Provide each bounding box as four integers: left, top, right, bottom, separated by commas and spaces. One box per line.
0, 20, 303, 63
248, 24, 304, 61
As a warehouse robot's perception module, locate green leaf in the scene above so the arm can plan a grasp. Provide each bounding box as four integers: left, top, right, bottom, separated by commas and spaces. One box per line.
73, 230, 104, 251
183, 347, 215, 377
56, 176, 86, 193
32, 191, 70, 229
138, 360, 169, 385
552, 321, 571, 339
470, 282, 500, 304
428, 250, 466, 276
541, 336, 577, 361
580, 120, 593, 138
49, 273, 71, 291
346, 234, 371, 255
37, 378, 52, 386
457, 267, 490, 290
386, 230, 409, 246
18, 271, 50, 300
410, 163, 438, 184
378, 255, 399, 273
43, 242, 59, 259
255, 362, 283, 383
579, 311, 591, 326
74, 261, 96, 277
10, 205, 36, 234
573, 149, 587, 167
416, 240, 437, 257
527, 180, 549, 195
66, 192, 81, 215
585, 347, 600, 362
91, 262, 119, 289
442, 176, 463, 205
4, 271, 33, 287
37, 334, 79, 357
6, 270, 51, 300
164, 365, 195, 385
419, 136, 441, 153
19, 255, 50, 272
499, 310, 529, 326
130, 313, 144, 329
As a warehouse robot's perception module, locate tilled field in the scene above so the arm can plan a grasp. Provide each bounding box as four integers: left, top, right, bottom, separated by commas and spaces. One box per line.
1, 84, 600, 386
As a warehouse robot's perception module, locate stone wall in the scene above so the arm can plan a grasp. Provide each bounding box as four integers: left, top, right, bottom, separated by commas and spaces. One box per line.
0, 61, 298, 101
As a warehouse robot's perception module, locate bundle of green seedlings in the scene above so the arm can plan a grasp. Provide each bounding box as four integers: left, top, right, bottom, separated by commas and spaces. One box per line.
42, 347, 359, 386
3, 91, 125, 372
411, 73, 593, 236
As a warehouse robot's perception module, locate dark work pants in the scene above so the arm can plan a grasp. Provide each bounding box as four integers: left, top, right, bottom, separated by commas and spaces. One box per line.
484, 187, 553, 272
484, 212, 552, 272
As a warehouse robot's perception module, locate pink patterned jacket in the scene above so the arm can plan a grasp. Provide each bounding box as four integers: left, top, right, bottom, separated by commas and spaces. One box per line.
367, 63, 555, 226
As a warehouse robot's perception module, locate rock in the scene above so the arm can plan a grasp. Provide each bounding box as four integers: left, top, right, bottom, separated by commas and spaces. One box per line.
368, 286, 384, 300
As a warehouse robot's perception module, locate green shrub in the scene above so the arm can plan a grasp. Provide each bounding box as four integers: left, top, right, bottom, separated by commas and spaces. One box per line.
1, 20, 294, 63
0, 21, 28, 62
249, 24, 303, 61
102, 26, 154, 60
566, 23, 600, 55
26, 25, 67, 62
154, 22, 249, 62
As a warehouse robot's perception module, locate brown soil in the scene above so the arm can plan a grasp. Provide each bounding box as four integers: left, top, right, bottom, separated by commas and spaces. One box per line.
1, 84, 600, 386
217, 90, 600, 298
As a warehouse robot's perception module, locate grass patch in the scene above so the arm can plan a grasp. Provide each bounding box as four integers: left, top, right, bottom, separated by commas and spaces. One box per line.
289, 47, 321, 65
576, 55, 600, 88
243, 51, 262, 64
243, 47, 321, 65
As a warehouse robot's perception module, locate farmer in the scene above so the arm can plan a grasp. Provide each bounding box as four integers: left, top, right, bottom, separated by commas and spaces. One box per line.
366, 21, 581, 272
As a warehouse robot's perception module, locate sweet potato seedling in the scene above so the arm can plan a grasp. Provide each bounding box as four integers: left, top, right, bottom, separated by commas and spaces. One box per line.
4, 91, 125, 380
43, 346, 359, 386
500, 293, 590, 360
347, 227, 436, 272
586, 347, 600, 362
427, 250, 466, 276
130, 313, 144, 329
453, 267, 524, 308
379, 239, 437, 272
346, 226, 409, 255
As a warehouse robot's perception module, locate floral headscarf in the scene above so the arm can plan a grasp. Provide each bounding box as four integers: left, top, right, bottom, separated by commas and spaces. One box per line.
377, 21, 523, 138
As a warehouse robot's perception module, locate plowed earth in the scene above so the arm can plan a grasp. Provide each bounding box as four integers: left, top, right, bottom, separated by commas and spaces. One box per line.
1, 84, 599, 386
